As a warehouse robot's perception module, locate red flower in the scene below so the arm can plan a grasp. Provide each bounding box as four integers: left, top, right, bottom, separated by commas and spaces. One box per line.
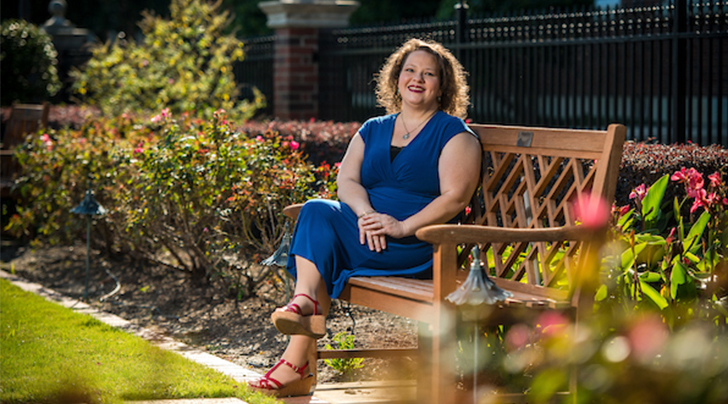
666, 227, 677, 244
708, 172, 722, 189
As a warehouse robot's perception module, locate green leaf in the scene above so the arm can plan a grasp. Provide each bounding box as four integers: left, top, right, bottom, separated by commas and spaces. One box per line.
683, 211, 710, 254
617, 209, 635, 230
670, 260, 698, 301
595, 284, 608, 301
639, 272, 662, 282
621, 243, 647, 270
670, 261, 687, 299
640, 280, 668, 310
642, 174, 669, 230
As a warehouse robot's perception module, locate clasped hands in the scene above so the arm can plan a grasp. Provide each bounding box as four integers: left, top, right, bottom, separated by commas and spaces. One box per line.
358, 212, 408, 252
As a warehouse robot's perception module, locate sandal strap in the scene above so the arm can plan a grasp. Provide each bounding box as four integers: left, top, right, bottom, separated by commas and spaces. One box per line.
281, 293, 322, 316
292, 293, 322, 315
254, 358, 308, 391
279, 358, 309, 377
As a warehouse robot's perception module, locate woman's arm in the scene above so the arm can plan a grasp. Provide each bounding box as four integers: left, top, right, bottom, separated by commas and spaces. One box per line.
336, 133, 389, 251
336, 133, 375, 217
360, 131, 481, 244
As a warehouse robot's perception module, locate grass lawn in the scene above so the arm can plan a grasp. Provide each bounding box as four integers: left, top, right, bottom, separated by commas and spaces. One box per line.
0, 278, 278, 404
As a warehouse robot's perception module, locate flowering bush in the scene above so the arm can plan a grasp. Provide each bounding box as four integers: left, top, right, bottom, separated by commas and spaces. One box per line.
617, 140, 728, 206
601, 166, 728, 330
238, 119, 360, 166
70, 0, 263, 121
6, 110, 337, 297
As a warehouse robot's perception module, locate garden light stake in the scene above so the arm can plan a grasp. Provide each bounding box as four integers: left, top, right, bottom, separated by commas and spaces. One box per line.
70, 179, 106, 301
446, 246, 512, 402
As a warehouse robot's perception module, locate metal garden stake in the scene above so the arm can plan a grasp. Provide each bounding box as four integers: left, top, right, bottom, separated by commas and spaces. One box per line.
446, 246, 512, 403
70, 179, 106, 301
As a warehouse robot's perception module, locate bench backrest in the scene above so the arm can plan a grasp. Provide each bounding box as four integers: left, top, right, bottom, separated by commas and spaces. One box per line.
462, 123, 626, 299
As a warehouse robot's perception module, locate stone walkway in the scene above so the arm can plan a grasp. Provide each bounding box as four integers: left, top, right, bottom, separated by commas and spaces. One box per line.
0, 270, 414, 404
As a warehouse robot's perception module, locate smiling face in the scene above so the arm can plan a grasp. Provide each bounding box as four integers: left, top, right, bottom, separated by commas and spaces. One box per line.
397, 50, 442, 111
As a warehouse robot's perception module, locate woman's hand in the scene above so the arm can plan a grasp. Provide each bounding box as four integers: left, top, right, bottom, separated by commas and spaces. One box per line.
358, 212, 409, 252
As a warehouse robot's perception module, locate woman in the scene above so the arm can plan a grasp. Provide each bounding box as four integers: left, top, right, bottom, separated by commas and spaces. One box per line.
248, 38, 482, 397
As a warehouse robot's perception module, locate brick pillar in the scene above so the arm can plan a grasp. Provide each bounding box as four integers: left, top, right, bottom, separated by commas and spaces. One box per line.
274, 28, 319, 120
259, 0, 359, 121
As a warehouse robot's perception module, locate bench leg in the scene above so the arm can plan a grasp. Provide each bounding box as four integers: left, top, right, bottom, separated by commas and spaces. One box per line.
418, 313, 457, 404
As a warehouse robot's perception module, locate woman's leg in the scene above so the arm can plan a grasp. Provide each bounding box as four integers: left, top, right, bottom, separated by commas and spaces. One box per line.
255, 256, 330, 388
290, 256, 331, 316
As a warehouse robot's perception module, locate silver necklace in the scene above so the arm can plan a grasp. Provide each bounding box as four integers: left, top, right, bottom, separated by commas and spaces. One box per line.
401, 111, 436, 140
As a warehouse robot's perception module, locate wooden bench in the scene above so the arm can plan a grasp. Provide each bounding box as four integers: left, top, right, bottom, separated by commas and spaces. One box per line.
283, 123, 626, 403
1, 103, 49, 197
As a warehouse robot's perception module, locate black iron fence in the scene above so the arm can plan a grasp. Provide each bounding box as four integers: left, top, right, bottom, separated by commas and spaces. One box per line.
237, 0, 728, 146
235, 35, 275, 117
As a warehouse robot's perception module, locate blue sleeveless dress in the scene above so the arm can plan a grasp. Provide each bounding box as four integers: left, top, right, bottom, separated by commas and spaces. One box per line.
285, 110, 474, 299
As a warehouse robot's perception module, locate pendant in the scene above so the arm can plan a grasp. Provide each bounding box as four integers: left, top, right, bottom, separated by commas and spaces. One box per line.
402, 133, 410, 140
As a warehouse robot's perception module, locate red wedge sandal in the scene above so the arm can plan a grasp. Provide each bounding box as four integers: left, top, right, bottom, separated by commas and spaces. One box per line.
248, 359, 314, 397
271, 293, 326, 339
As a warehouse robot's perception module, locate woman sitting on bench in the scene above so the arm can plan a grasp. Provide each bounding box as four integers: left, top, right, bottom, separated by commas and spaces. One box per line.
248, 38, 482, 397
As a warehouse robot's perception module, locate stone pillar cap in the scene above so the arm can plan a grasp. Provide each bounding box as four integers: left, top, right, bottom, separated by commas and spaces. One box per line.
259, 0, 360, 29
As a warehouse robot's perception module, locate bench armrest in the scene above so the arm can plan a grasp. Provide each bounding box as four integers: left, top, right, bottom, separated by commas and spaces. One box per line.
415, 224, 594, 245
283, 203, 304, 220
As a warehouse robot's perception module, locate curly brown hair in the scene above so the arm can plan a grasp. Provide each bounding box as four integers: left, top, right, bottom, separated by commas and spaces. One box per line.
375, 38, 470, 119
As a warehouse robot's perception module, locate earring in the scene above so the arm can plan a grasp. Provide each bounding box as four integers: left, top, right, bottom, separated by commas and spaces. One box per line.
437, 95, 442, 103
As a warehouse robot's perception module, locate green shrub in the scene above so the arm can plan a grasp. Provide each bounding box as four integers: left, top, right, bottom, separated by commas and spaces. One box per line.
0, 20, 62, 105
6, 110, 336, 297
324, 332, 364, 380
70, 0, 263, 121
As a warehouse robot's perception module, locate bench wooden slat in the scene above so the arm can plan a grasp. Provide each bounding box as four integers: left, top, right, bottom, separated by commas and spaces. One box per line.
317, 348, 417, 360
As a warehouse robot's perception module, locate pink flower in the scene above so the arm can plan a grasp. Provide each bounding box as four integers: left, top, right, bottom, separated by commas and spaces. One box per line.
619, 205, 631, 216
537, 311, 568, 337
573, 193, 611, 229
687, 168, 704, 191
708, 172, 722, 189
628, 314, 668, 363
255, 135, 263, 142
40, 133, 53, 151
505, 324, 531, 351
290, 140, 300, 150
723, 198, 728, 207
690, 188, 708, 213
133, 141, 144, 155
670, 167, 689, 182
629, 183, 647, 201
334, 162, 342, 168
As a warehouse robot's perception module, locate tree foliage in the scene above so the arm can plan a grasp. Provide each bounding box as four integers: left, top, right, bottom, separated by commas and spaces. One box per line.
70, 0, 262, 120
0, 19, 61, 105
